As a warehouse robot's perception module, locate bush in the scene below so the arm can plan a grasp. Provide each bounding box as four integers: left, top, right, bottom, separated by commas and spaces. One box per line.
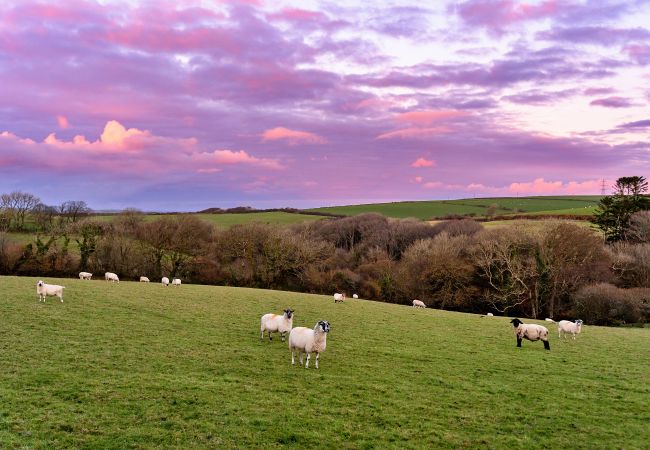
573, 283, 643, 325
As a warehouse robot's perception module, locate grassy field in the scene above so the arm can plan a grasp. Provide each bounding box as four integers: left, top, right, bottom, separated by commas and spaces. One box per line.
480, 219, 598, 231
1, 276, 648, 448
93, 211, 327, 229
309, 196, 601, 219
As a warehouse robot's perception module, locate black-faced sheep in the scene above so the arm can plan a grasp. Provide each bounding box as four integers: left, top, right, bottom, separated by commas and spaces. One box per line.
510, 318, 550, 350
289, 320, 330, 369
260, 309, 294, 342
558, 319, 583, 340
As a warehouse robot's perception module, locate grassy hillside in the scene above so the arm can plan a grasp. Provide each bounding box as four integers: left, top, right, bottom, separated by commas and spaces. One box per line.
1, 276, 648, 448
309, 196, 601, 219
94, 211, 327, 229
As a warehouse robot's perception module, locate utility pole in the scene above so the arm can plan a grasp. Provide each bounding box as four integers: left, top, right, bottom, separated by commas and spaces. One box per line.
600, 179, 607, 196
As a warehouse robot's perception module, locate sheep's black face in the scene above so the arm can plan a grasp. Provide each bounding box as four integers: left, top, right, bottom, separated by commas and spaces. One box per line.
284, 309, 294, 319
318, 320, 330, 333
510, 318, 523, 327
37, 280, 43, 287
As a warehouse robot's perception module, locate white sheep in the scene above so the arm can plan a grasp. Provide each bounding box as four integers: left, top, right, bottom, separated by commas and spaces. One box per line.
545, 318, 556, 323
487, 312, 494, 317
105, 272, 119, 283
161, 277, 170, 286
289, 320, 330, 369
78, 272, 92, 280
412, 299, 426, 308
139, 276, 150, 282
352, 294, 359, 299
260, 309, 294, 342
558, 319, 583, 340
36, 280, 64, 303
172, 278, 181, 287
333, 293, 345, 303
510, 318, 550, 350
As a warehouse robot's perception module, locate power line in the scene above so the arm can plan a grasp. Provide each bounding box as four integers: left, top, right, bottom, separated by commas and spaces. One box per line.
600, 179, 607, 196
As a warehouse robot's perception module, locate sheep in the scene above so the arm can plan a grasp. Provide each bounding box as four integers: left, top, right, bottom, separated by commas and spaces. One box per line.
36, 280, 64, 303
289, 320, 330, 369
78, 272, 92, 280
352, 294, 359, 299
260, 309, 294, 342
139, 276, 150, 282
510, 318, 550, 350
558, 319, 583, 340
412, 299, 426, 308
161, 277, 170, 286
172, 278, 181, 287
487, 312, 494, 317
105, 272, 119, 283
545, 318, 556, 323
333, 293, 345, 303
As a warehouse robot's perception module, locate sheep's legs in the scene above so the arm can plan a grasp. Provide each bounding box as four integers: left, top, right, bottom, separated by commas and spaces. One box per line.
543, 340, 550, 350
291, 350, 295, 365
268, 331, 273, 341
315, 353, 319, 369
299, 352, 303, 366
260, 330, 264, 340
305, 353, 311, 369
516, 337, 522, 347
280, 332, 286, 342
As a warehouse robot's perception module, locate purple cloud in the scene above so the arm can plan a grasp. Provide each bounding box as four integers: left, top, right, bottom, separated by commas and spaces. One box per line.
590, 97, 634, 108
618, 119, 650, 129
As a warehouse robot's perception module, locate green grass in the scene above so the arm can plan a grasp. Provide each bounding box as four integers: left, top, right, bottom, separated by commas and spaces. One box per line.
1, 276, 648, 448
93, 212, 327, 229
309, 196, 602, 219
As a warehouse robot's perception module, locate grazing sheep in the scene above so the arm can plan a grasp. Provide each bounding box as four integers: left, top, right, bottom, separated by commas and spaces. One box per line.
260, 309, 294, 342
558, 320, 583, 340
289, 320, 330, 369
78, 272, 92, 280
139, 276, 150, 282
412, 299, 426, 308
352, 294, 359, 299
487, 312, 494, 317
36, 280, 64, 303
333, 293, 345, 303
161, 277, 170, 286
105, 272, 119, 283
172, 278, 181, 287
510, 318, 550, 350
545, 318, 556, 323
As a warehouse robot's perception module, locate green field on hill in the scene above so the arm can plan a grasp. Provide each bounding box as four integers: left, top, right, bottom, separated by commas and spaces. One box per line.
309, 196, 601, 220
1, 276, 648, 448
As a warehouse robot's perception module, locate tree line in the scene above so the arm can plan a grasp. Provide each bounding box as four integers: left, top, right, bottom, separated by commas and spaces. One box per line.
1, 177, 649, 325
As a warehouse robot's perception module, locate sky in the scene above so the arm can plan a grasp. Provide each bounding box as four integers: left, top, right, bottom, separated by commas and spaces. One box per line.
1, 0, 649, 211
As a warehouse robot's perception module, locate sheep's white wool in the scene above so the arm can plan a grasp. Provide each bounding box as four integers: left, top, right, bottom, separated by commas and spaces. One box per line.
510, 318, 550, 350
558, 320, 583, 340
352, 294, 359, 299
412, 299, 426, 308
139, 276, 150, 282
260, 309, 294, 342
289, 321, 330, 369
78, 272, 92, 280
172, 278, 181, 286
333, 293, 345, 303
36, 280, 64, 303
105, 272, 119, 283
161, 277, 170, 286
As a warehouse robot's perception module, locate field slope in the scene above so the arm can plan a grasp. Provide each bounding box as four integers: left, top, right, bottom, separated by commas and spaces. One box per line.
1, 276, 648, 448
309, 196, 601, 219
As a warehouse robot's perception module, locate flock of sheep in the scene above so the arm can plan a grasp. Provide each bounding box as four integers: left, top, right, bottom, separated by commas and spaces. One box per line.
35, 278, 584, 367
35, 272, 183, 303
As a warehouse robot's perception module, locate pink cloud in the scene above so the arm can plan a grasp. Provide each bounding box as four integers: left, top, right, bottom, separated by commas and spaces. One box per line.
414, 176, 423, 183
56, 115, 69, 129
457, 0, 559, 33
200, 149, 284, 170
508, 178, 600, 195
411, 157, 436, 168
395, 110, 469, 125
261, 127, 326, 145
377, 127, 450, 140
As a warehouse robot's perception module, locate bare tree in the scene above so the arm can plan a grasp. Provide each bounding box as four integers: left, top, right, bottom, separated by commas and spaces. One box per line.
32, 203, 58, 231
59, 200, 91, 224
0, 191, 41, 230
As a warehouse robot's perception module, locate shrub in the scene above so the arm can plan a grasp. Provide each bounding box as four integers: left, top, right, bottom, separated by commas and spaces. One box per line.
573, 283, 642, 325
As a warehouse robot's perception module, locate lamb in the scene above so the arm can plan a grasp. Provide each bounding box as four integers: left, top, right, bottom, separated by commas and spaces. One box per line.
105, 272, 119, 283
412, 299, 426, 308
161, 277, 170, 286
558, 319, 583, 340
139, 276, 150, 282
78, 272, 92, 280
260, 309, 294, 342
289, 320, 330, 369
172, 278, 181, 287
36, 280, 64, 303
333, 293, 345, 303
352, 294, 359, 299
510, 318, 550, 350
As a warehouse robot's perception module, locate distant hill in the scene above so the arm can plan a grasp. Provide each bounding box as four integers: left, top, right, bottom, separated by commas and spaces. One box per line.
307, 196, 602, 220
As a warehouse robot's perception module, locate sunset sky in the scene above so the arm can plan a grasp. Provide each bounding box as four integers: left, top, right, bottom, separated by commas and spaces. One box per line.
1, 0, 649, 210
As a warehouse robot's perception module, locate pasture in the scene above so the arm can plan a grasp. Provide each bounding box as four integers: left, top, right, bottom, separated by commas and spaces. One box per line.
309, 196, 601, 219
1, 276, 649, 448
